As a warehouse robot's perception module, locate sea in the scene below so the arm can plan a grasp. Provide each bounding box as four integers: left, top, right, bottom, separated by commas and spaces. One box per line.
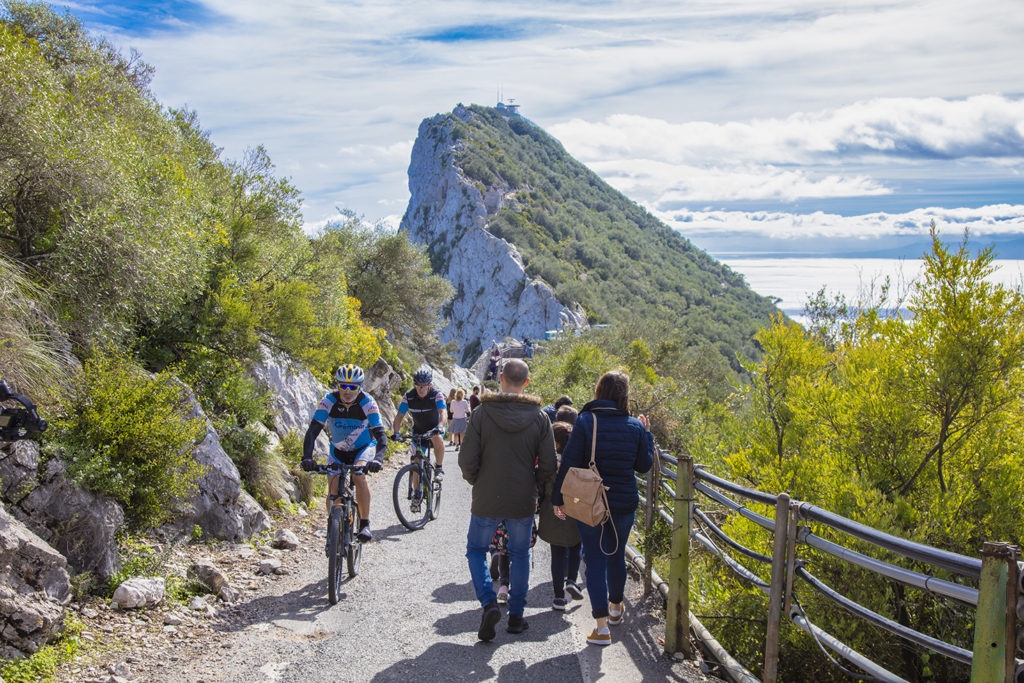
716, 257, 1024, 324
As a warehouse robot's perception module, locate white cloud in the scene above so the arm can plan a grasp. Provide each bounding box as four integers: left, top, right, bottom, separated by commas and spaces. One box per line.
551, 95, 1024, 166
655, 204, 1024, 241
591, 159, 890, 202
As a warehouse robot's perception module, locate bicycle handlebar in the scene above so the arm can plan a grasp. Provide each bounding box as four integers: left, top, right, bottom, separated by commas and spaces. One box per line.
310, 462, 369, 476
390, 427, 443, 442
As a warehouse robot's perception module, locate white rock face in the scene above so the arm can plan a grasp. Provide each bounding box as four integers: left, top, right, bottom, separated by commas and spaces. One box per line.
401, 106, 586, 364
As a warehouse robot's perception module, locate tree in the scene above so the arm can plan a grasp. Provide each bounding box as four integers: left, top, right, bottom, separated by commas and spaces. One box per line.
312, 213, 454, 358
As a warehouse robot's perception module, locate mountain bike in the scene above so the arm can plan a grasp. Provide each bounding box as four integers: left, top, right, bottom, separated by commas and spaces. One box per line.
391, 428, 443, 530
312, 462, 367, 604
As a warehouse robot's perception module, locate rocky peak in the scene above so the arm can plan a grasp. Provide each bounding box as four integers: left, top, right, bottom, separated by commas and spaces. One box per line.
400, 107, 585, 365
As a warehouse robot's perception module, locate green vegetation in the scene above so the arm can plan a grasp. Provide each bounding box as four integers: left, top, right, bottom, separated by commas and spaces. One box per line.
0, 3, 448, 532
51, 351, 206, 529
430, 105, 778, 372
535, 230, 1023, 681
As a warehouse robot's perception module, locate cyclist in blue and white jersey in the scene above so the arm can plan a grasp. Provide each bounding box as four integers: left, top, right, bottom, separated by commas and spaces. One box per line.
301, 364, 386, 542
391, 368, 448, 478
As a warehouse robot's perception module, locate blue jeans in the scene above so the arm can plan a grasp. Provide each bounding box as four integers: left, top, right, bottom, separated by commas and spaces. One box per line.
576, 511, 635, 618
467, 515, 533, 617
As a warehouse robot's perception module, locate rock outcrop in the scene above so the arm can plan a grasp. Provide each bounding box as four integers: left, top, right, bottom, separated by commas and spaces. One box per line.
401, 105, 586, 364
168, 386, 272, 542
249, 347, 402, 448
0, 440, 123, 580
0, 503, 71, 658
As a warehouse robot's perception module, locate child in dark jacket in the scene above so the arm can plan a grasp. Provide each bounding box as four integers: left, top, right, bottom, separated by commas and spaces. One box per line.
538, 420, 584, 609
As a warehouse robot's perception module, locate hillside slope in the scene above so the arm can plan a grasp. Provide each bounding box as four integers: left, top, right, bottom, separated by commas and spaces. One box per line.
401, 104, 779, 368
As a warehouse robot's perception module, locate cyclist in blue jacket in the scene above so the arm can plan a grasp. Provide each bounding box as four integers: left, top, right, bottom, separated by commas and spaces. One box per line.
301, 364, 386, 542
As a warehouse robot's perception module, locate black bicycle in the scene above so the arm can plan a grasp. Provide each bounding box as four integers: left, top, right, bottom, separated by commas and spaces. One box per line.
391, 428, 443, 530
312, 462, 367, 604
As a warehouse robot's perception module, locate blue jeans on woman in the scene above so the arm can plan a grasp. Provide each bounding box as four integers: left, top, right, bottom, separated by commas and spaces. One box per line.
576, 510, 635, 618
467, 515, 533, 617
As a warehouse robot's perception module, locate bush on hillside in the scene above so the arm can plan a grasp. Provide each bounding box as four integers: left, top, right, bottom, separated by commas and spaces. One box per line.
0, 254, 66, 399
52, 352, 206, 529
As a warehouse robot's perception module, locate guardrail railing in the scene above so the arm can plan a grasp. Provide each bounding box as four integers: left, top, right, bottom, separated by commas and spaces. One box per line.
632, 451, 1022, 683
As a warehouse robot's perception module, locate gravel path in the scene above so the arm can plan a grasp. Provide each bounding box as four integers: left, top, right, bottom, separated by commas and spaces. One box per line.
143, 445, 717, 682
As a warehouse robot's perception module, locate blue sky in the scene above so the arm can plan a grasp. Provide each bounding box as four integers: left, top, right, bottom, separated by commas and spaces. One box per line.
57, 0, 1024, 259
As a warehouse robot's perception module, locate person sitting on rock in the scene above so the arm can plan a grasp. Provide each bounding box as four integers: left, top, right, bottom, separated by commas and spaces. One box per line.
301, 364, 386, 543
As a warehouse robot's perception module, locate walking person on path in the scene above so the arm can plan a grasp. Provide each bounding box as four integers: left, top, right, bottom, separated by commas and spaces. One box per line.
537, 420, 584, 611
449, 388, 470, 449
459, 358, 557, 641
551, 370, 654, 647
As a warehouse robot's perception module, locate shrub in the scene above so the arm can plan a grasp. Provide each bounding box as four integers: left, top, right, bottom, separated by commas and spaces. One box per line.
53, 351, 206, 529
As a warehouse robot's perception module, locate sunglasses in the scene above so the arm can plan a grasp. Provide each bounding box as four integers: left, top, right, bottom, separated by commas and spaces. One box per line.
338, 384, 360, 391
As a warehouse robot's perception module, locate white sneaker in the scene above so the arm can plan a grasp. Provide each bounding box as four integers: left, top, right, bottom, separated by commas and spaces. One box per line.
434, 467, 444, 481
497, 585, 509, 603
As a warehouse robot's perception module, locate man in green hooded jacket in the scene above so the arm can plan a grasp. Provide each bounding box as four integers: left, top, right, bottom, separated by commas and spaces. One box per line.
459, 358, 556, 641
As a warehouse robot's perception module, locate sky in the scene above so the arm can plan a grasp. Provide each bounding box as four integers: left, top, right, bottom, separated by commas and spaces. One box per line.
58, 0, 1024, 263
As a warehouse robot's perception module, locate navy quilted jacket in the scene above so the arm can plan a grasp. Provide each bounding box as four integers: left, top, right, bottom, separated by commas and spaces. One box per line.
551, 400, 654, 513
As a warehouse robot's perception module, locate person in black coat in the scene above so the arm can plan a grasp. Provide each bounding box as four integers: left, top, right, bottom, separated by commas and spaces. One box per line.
537, 421, 584, 610
551, 370, 653, 647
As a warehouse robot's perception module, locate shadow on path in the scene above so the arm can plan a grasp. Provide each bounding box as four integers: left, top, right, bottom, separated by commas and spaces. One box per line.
212, 578, 344, 634
370, 641, 581, 683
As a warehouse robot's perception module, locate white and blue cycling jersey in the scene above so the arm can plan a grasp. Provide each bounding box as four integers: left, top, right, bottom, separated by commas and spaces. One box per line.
312, 390, 384, 464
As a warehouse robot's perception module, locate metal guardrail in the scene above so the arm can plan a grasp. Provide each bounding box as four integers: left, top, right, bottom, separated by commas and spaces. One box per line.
636, 450, 1023, 683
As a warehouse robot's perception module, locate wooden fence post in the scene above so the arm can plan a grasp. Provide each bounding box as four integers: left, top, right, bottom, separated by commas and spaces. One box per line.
665, 455, 693, 657
763, 493, 791, 683
971, 542, 1019, 683
644, 450, 660, 594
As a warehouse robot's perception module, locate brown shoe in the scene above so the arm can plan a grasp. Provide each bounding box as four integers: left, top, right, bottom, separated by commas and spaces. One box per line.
587, 628, 611, 646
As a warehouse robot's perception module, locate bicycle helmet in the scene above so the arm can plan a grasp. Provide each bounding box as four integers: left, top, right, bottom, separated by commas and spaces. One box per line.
333, 364, 364, 386
412, 368, 432, 385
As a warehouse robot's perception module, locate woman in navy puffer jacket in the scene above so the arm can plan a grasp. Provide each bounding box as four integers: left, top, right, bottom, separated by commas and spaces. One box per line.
551, 370, 654, 647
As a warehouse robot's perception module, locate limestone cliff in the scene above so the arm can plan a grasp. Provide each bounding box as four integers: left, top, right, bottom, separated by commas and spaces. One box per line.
400, 105, 586, 364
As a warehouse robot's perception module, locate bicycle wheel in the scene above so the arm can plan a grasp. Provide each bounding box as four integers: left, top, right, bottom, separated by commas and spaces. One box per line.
429, 467, 442, 520
392, 462, 430, 530
346, 499, 362, 577
327, 506, 344, 604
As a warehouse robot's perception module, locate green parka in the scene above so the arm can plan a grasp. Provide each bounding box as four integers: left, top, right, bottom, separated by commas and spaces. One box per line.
459, 392, 556, 519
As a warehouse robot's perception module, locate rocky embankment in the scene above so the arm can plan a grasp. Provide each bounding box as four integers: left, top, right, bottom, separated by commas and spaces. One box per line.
0, 348, 487, 666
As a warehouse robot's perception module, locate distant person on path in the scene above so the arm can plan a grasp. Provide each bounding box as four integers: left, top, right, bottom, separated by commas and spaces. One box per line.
392, 369, 448, 478
468, 385, 481, 411
459, 358, 556, 641
300, 364, 386, 543
446, 388, 457, 445
538, 420, 583, 611
542, 395, 574, 423
450, 388, 470, 449
523, 336, 534, 358
552, 370, 654, 646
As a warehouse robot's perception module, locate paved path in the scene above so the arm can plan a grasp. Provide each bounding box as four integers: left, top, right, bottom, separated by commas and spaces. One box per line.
162, 445, 714, 682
